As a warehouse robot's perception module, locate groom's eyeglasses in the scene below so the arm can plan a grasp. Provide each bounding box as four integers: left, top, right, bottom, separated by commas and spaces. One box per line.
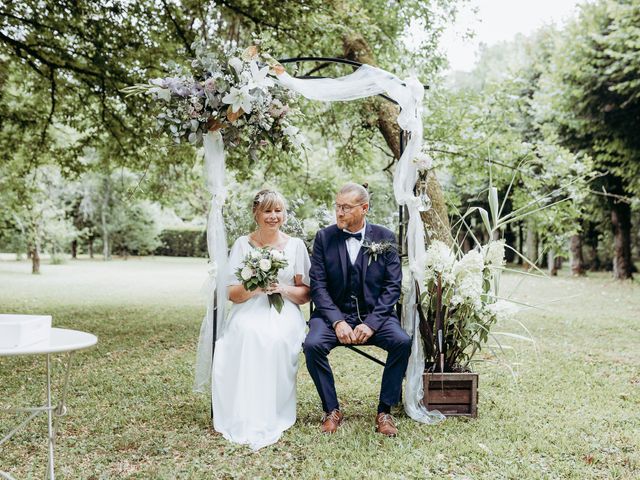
334, 203, 365, 213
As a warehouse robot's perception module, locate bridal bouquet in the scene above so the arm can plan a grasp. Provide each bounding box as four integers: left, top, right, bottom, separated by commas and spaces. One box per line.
122, 41, 304, 155
236, 247, 289, 313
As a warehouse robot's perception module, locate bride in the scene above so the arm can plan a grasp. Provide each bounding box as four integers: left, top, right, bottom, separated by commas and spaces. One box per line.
212, 189, 311, 450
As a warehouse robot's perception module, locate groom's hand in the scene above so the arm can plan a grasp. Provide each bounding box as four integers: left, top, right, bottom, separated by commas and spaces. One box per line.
353, 324, 374, 344
334, 321, 356, 344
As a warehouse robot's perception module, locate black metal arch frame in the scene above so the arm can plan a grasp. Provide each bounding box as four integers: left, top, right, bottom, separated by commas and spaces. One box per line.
211, 58, 426, 417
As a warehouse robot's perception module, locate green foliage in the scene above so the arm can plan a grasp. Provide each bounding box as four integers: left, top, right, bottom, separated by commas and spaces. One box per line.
155, 228, 207, 258
109, 201, 162, 256
430, 27, 594, 261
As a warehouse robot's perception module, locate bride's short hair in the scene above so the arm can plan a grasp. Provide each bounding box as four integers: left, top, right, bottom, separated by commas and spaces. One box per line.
252, 189, 288, 222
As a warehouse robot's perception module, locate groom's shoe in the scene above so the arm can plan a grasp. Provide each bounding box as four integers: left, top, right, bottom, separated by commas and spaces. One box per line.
375, 413, 398, 437
321, 409, 344, 434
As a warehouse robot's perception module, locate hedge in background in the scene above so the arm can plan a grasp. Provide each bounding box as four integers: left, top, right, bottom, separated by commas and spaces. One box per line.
154, 229, 207, 257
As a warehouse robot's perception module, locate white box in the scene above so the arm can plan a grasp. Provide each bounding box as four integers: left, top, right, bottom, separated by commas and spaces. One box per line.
0, 314, 52, 350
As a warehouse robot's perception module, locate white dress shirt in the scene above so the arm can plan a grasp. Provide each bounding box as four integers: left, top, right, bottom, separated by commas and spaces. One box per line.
344, 222, 366, 264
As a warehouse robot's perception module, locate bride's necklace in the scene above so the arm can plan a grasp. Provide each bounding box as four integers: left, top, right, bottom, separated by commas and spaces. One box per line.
256, 229, 284, 250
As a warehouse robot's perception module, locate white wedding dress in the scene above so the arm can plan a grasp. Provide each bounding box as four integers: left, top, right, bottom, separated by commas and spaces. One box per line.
212, 235, 310, 450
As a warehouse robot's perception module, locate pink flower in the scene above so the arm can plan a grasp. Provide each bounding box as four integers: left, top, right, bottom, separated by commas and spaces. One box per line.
204, 78, 216, 92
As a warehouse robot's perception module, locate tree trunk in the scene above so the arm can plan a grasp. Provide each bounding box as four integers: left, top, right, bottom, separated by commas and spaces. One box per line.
30, 243, 40, 274
101, 177, 111, 261
342, 33, 452, 245
584, 222, 601, 271
547, 251, 558, 276
517, 222, 523, 265
610, 200, 633, 280
555, 255, 563, 272
504, 222, 516, 263
525, 221, 538, 269
88, 236, 94, 258
71, 239, 78, 259
569, 234, 586, 276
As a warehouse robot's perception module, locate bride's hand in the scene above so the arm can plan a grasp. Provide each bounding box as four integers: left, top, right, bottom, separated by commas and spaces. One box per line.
265, 283, 287, 296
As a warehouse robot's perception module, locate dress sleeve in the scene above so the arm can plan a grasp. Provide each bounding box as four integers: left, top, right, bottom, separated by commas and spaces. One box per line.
294, 238, 312, 286
226, 237, 245, 286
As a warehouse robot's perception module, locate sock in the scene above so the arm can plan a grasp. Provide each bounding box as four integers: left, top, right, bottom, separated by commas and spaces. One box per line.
377, 402, 391, 414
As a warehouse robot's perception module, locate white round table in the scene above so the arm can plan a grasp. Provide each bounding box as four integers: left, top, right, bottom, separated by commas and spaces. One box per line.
0, 328, 98, 480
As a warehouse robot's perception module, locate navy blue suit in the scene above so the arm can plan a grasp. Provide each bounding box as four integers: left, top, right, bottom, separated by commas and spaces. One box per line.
304, 223, 412, 413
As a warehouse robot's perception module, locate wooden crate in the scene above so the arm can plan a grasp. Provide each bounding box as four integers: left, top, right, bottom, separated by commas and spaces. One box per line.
423, 372, 478, 417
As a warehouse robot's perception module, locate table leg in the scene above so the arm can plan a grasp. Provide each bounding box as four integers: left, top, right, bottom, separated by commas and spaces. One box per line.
45, 354, 55, 480
1, 352, 75, 480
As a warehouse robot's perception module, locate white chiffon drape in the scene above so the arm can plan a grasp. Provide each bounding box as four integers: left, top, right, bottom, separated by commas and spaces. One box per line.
212, 236, 310, 451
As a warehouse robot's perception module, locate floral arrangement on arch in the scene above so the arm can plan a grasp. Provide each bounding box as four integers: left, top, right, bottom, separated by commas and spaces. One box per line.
123, 42, 305, 155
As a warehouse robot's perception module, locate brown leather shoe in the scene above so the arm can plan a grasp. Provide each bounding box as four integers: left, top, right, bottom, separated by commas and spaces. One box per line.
321, 409, 344, 434
375, 413, 398, 437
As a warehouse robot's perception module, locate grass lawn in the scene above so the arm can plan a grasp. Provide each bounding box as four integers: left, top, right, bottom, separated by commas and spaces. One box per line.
1, 256, 639, 479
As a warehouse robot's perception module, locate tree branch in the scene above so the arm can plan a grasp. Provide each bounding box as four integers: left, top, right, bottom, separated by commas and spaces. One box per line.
0, 31, 101, 79
217, 0, 294, 34
161, 0, 195, 56
40, 67, 56, 145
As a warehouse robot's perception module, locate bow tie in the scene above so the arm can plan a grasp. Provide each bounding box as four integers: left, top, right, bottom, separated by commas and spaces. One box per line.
342, 231, 362, 241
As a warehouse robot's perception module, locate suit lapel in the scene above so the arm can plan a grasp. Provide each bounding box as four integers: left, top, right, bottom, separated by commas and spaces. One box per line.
335, 231, 348, 289
361, 223, 374, 284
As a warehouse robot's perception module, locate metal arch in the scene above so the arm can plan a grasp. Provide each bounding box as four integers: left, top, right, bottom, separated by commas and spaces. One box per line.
209, 57, 419, 415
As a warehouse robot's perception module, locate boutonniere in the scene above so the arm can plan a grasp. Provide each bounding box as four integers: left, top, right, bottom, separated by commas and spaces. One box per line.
362, 239, 396, 265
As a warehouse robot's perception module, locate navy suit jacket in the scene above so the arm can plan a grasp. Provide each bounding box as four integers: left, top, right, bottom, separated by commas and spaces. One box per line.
309, 223, 402, 332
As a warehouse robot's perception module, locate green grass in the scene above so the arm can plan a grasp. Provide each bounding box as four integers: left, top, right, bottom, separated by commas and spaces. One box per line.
1, 256, 639, 479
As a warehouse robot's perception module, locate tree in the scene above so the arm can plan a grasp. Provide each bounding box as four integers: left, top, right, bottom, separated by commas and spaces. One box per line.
426, 27, 593, 269
1, 0, 464, 248
534, 0, 640, 279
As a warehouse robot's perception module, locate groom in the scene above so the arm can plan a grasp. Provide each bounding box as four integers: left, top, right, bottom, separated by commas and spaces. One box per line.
304, 182, 412, 437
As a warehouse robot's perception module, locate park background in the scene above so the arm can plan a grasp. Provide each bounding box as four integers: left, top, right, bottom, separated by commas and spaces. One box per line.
1, 0, 639, 478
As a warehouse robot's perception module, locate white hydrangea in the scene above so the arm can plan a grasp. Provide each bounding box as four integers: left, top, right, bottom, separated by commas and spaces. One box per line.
485, 300, 516, 322
483, 240, 506, 267
271, 250, 285, 262
451, 249, 485, 307
250, 250, 262, 260
458, 273, 483, 308
453, 249, 484, 279
425, 240, 455, 275
259, 259, 272, 271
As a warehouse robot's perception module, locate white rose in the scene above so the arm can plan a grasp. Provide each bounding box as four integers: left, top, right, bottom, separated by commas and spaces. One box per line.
259, 259, 272, 272
240, 266, 254, 281
271, 250, 284, 262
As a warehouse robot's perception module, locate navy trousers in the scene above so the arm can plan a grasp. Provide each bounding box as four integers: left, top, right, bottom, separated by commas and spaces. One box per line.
303, 314, 412, 413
